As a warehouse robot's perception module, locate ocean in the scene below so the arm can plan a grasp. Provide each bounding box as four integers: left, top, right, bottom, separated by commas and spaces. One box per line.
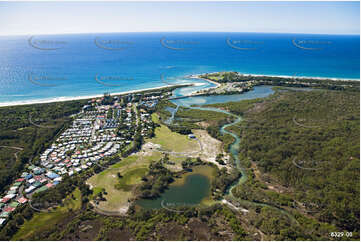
0, 32, 359, 105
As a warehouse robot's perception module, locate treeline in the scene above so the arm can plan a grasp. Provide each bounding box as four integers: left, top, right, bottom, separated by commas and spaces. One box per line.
121, 128, 143, 157
217, 89, 360, 234
211, 166, 241, 200
137, 159, 174, 199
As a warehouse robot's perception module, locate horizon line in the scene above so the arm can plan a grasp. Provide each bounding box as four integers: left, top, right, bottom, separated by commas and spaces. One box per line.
0, 30, 359, 37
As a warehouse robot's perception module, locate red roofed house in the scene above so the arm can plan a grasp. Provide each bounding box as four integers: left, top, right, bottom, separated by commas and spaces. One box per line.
3, 207, 15, 212
17, 197, 28, 204
0, 198, 10, 204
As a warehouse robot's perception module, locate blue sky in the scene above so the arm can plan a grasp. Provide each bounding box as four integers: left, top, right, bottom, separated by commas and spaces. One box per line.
0, 1, 359, 36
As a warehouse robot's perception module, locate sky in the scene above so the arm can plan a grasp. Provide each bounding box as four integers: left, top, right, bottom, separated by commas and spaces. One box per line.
0, 1, 359, 36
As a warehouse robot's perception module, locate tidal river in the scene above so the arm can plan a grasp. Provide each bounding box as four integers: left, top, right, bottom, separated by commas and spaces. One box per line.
137, 85, 276, 210
170, 85, 275, 196
141, 83, 301, 225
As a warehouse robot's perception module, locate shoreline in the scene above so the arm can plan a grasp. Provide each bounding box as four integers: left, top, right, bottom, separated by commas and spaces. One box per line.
191, 72, 360, 82
0, 72, 359, 108
0, 83, 193, 108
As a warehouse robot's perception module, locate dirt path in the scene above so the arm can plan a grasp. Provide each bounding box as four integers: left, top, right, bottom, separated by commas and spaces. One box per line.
0, 145, 24, 160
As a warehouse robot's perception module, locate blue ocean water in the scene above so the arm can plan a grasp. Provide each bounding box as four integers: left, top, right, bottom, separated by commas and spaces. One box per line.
0, 32, 359, 105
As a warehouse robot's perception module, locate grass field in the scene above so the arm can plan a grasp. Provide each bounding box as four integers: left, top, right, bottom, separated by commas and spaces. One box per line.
87, 153, 162, 212
87, 113, 202, 212
146, 113, 198, 153
12, 188, 82, 240
115, 167, 148, 191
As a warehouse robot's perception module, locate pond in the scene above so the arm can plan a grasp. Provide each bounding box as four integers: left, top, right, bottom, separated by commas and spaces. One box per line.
136, 173, 211, 210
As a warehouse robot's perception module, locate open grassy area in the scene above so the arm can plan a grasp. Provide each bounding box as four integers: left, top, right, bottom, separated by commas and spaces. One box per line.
87, 113, 210, 212
87, 153, 162, 212
12, 188, 82, 240
146, 114, 198, 153
115, 167, 148, 191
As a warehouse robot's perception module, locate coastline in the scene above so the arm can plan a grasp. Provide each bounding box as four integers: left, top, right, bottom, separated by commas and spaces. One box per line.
0, 83, 193, 108
191, 72, 360, 82
1, 71, 359, 108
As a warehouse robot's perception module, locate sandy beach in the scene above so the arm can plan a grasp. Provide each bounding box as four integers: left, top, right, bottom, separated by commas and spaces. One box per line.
0, 72, 358, 108
0, 83, 193, 108
191, 72, 359, 82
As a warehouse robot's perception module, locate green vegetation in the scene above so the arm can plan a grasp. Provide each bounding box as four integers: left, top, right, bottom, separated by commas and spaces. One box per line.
87, 153, 163, 212
11, 188, 82, 240
146, 114, 198, 153
0, 100, 86, 194
208, 88, 360, 238
201, 71, 360, 91
137, 160, 174, 199
115, 168, 148, 191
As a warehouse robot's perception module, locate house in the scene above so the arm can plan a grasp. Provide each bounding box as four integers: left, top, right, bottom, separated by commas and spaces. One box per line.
0, 212, 9, 218
13, 182, 22, 187
46, 172, 59, 179
33, 181, 42, 188
7, 190, 16, 195
0, 218, 6, 226
3, 207, 15, 213
4, 194, 15, 200
17, 197, 28, 204
25, 186, 36, 194
9, 186, 18, 191
46, 183, 53, 188
54, 177, 62, 182
0, 198, 10, 204
25, 174, 33, 180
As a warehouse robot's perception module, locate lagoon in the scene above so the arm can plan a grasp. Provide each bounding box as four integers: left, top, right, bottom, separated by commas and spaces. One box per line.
136, 173, 211, 210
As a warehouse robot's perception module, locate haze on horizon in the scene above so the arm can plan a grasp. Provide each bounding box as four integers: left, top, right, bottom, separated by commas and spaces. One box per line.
0, 1, 359, 36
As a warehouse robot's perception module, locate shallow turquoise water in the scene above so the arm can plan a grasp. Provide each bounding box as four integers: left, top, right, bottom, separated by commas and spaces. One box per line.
0, 32, 358, 105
